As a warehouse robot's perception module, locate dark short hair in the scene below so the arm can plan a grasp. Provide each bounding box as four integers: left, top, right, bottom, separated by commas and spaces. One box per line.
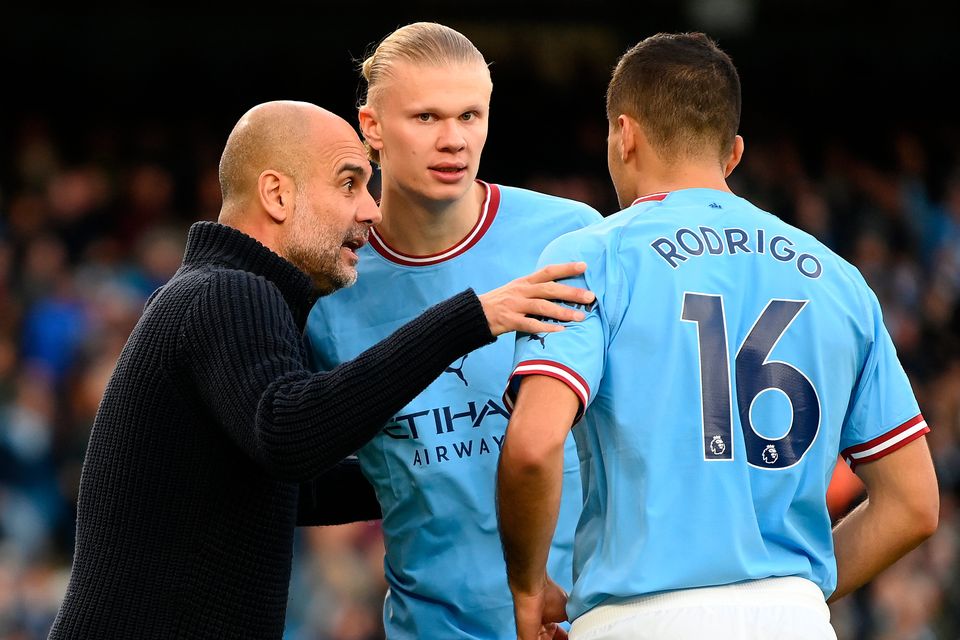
606, 32, 741, 163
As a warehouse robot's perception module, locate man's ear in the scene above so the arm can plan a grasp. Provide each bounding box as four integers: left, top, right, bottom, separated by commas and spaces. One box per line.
258, 169, 291, 223
358, 106, 384, 154
724, 135, 745, 178
617, 114, 639, 163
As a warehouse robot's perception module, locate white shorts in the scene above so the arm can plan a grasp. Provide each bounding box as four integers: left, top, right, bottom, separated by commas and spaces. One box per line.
569, 576, 837, 640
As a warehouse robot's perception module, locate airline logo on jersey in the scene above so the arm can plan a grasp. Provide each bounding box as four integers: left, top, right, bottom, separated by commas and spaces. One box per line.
381, 397, 511, 468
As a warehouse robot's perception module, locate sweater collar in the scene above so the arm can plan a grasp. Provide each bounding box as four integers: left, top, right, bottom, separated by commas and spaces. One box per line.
182, 221, 317, 327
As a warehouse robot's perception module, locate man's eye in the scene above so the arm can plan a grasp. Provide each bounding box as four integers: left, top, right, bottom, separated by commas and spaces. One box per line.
417, 113, 432, 122
343, 179, 354, 191
461, 112, 475, 121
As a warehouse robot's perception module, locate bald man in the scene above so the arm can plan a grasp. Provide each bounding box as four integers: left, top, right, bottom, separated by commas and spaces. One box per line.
49, 101, 594, 640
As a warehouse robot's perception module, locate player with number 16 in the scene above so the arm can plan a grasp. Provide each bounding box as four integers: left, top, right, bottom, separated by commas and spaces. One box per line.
496, 32, 939, 640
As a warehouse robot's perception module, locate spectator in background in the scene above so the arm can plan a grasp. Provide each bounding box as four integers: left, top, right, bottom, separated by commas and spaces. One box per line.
0, 368, 63, 562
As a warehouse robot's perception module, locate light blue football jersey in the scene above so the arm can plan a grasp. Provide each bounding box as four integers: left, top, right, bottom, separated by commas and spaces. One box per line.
505, 188, 929, 621
306, 181, 601, 639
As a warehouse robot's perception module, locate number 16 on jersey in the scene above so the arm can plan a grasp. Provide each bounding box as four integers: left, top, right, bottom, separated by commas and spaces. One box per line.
681, 292, 821, 469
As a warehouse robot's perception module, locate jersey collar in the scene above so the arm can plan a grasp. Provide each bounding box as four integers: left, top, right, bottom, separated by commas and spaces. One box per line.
630, 192, 670, 206
369, 180, 501, 267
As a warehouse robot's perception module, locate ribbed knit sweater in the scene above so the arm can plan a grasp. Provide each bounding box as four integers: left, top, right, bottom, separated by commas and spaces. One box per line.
49, 221, 494, 639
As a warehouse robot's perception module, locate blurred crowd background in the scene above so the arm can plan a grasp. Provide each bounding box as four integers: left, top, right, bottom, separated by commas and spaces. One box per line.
2, 3, 959, 639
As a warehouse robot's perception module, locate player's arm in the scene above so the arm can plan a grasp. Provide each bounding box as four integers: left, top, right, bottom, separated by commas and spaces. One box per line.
497, 375, 580, 640
184, 264, 592, 484
829, 436, 938, 602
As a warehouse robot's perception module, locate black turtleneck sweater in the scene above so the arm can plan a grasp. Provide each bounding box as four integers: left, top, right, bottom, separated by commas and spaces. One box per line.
49, 222, 494, 639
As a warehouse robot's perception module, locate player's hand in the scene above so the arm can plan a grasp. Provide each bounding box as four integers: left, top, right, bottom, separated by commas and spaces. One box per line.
512, 576, 569, 640
478, 262, 594, 337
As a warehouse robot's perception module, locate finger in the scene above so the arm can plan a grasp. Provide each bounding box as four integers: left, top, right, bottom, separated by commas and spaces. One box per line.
529, 282, 595, 305
525, 262, 587, 284
529, 300, 586, 323
517, 319, 567, 335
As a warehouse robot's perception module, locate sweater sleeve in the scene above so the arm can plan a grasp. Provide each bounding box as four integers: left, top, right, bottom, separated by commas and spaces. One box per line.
296, 458, 381, 525
181, 272, 493, 482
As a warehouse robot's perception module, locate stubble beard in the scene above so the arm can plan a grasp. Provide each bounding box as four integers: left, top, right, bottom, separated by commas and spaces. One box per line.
282, 206, 357, 296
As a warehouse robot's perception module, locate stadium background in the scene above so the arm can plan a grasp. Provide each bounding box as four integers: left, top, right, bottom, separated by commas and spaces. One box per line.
1, 3, 958, 638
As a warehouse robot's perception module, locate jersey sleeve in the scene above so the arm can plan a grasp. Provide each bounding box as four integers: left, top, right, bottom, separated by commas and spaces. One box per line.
574, 202, 604, 228
839, 289, 928, 469
503, 232, 607, 422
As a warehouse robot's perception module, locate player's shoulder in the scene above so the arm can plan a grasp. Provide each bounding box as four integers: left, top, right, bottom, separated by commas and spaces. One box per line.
554, 199, 659, 252
820, 244, 880, 315
742, 196, 879, 313
493, 183, 603, 225
538, 214, 619, 264
747, 198, 864, 276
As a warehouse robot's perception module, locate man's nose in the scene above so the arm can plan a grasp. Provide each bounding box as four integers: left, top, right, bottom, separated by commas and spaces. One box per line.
359, 189, 381, 225
436, 119, 466, 152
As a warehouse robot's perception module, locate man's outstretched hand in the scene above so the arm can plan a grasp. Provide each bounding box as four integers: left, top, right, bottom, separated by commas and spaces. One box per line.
479, 262, 594, 337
